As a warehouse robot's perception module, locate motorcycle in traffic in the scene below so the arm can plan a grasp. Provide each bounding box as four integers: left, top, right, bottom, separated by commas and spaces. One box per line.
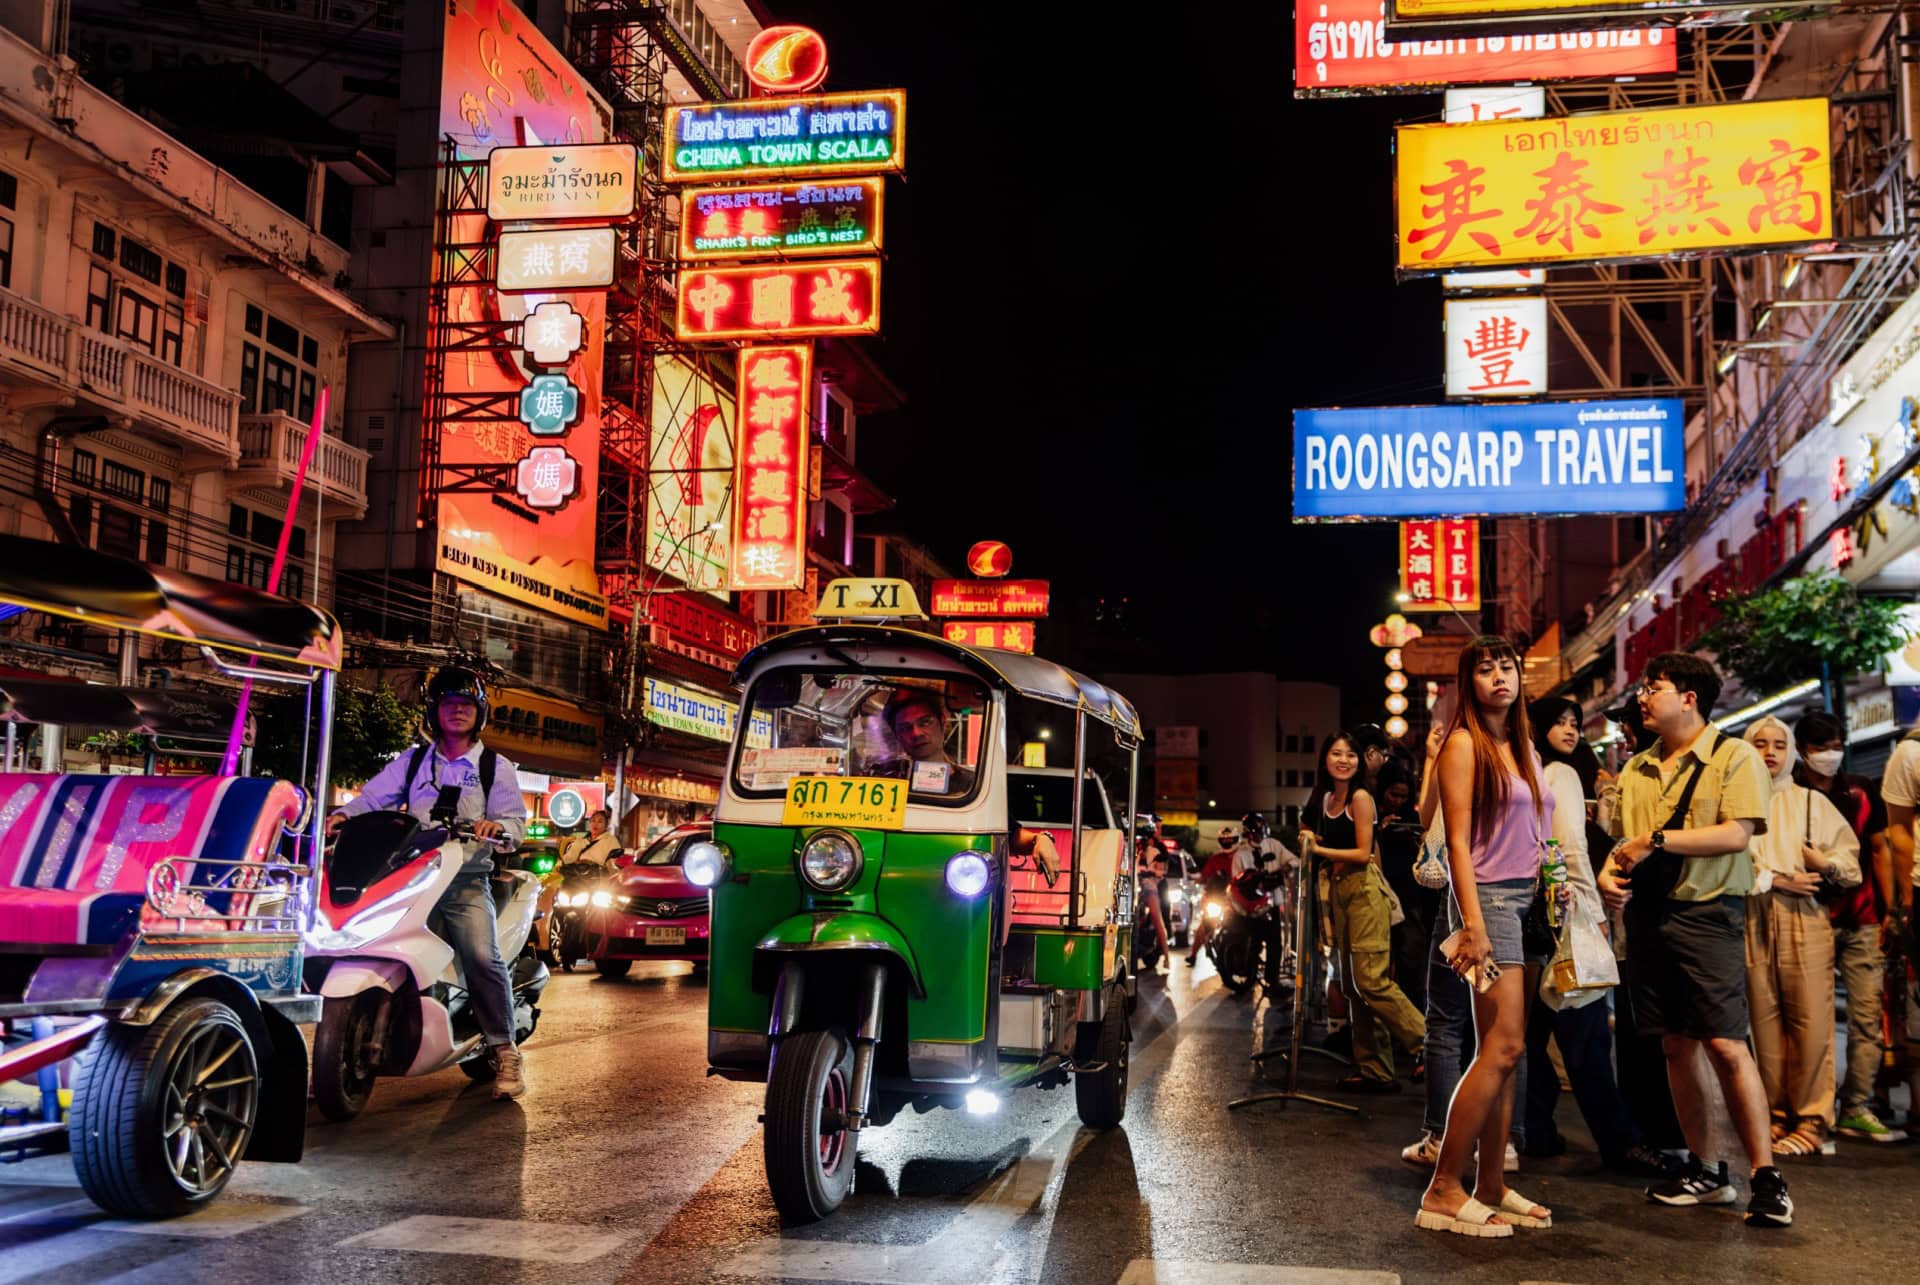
1207, 866, 1287, 996
305, 811, 550, 1121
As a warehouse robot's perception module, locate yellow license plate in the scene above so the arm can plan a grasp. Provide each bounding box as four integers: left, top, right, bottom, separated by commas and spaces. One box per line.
781, 776, 908, 830
645, 927, 686, 946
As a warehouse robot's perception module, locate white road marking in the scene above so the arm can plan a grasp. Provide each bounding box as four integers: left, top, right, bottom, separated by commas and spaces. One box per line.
339, 1213, 629, 1263
1118, 1264, 1400, 1285
0, 1230, 123, 1284
89, 1201, 312, 1238
0, 1196, 95, 1225
721, 988, 1228, 1285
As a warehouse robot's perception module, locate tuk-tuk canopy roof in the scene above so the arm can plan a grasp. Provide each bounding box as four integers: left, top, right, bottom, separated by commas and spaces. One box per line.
0, 678, 236, 741
0, 536, 343, 671
734, 626, 1143, 743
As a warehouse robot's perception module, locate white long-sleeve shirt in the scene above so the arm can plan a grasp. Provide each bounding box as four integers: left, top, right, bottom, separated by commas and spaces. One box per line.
1752, 780, 1861, 894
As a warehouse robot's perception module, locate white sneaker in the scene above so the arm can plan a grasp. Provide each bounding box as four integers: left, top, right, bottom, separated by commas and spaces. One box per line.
492, 1043, 527, 1099
1401, 1132, 1440, 1167
1470, 1141, 1519, 1173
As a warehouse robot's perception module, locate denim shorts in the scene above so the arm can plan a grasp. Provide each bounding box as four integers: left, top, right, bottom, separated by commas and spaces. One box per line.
1447, 877, 1536, 966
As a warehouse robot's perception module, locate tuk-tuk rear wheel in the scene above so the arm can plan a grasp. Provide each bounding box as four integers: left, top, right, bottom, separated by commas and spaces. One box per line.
312, 994, 381, 1122
70, 997, 260, 1218
763, 1027, 856, 1224
1075, 987, 1130, 1129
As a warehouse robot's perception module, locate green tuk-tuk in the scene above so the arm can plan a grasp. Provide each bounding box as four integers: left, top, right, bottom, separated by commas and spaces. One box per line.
690, 597, 1143, 1222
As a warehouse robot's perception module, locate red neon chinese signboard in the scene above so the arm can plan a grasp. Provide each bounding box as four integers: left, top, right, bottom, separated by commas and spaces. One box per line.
1400, 520, 1481, 611
930, 580, 1051, 618
676, 260, 881, 341
1298, 0, 1672, 94
679, 179, 884, 260
942, 621, 1036, 654
728, 344, 812, 592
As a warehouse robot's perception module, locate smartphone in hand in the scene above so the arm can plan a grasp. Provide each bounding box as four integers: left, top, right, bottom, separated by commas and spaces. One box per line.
1440, 930, 1503, 994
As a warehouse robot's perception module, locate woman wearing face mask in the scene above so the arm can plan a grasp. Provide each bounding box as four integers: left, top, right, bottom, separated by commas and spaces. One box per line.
1524, 698, 1676, 1176
1741, 715, 1861, 1158
1302, 731, 1426, 1093
1417, 637, 1552, 1239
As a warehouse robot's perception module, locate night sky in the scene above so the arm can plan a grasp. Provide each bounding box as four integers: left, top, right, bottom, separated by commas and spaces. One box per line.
776, 2, 1444, 712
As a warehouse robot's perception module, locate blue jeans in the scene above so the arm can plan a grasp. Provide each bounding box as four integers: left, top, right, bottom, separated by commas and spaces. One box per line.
1423, 907, 1526, 1146
435, 869, 516, 1047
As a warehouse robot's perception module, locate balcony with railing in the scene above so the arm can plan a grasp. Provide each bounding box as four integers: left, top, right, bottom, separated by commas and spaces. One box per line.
234, 412, 370, 518
0, 285, 239, 463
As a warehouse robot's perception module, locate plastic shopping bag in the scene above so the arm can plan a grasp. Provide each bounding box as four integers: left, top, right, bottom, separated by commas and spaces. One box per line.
1542, 907, 1619, 1010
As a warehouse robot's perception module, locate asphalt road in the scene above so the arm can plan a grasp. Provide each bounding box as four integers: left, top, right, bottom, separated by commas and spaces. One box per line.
3, 958, 1917, 1284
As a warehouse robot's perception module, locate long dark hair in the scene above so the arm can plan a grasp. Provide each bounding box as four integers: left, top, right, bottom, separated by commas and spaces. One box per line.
1305, 731, 1369, 825
1447, 635, 1544, 844
1531, 696, 1602, 798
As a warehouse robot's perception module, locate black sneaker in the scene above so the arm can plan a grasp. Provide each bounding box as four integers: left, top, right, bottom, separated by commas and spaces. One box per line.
1647, 1155, 1736, 1206
1745, 1166, 1793, 1228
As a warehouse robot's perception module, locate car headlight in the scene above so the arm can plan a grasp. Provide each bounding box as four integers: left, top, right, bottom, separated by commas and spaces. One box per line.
683, 840, 730, 888
1168, 889, 1186, 904
616, 894, 632, 906
1205, 901, 1224, 922
590, 890, 614, 909
945, 851, 991, 898
799, 830, 863, 892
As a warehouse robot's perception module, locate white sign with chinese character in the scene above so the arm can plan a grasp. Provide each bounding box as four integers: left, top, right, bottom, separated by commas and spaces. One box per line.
1444, 295, 1548, 400
497, 226, 619, 292
1442, 86, 1547, 125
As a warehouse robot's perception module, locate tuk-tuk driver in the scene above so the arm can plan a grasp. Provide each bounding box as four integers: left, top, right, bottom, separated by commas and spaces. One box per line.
884, 687, 976, 796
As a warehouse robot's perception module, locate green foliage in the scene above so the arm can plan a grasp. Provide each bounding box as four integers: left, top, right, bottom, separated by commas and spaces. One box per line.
1696, 571, 1911, 696
253, 683, 420, 788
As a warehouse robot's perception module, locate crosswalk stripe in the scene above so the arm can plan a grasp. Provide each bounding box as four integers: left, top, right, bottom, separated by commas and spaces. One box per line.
0, 1230, 123, 1284
719, 988, 1229, 1284
1117, 1264, 1401, 1285
88, 1201, 311, 1239
338, 1213, 629, 1263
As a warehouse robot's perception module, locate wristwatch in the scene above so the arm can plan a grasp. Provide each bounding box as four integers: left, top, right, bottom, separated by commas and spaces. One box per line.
1650, 830, 1667, 850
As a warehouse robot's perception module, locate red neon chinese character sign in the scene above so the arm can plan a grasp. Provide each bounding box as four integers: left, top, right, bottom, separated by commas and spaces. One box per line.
676, 260, 882, 341
1400, 519, 1481, 612
728, 344, 812, 591
941, 621, 1036, 655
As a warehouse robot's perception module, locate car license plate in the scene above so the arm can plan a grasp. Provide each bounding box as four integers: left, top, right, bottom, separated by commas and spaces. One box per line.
645, 927, 686, 946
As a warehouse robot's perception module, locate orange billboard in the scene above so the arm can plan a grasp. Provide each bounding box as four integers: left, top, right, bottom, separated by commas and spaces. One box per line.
433, 0, 609, 628
1396, 98, 1833, 277
1299, 0, 1674, 95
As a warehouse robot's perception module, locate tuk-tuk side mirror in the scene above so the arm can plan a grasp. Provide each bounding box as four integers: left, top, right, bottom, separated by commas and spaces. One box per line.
757, 671, 800, 710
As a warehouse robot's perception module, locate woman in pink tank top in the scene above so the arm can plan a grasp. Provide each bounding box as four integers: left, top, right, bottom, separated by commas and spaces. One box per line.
1417, 635, 1554, 1240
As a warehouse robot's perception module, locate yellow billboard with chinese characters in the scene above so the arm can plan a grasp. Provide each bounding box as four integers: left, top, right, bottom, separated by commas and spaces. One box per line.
1396, 98, 1832, 277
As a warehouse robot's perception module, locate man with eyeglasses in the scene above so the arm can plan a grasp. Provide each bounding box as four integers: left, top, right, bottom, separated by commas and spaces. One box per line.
1596, 652, 1789, 1228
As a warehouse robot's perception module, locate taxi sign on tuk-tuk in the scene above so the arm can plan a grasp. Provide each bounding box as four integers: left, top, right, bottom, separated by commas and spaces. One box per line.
781, 775, 909, 829
812, 577, 926, 622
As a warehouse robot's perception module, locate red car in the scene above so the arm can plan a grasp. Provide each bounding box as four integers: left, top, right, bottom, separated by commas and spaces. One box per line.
584, 822, 711, 978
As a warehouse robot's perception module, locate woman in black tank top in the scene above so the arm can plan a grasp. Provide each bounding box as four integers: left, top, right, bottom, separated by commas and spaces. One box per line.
1303, 731, 1426, 1095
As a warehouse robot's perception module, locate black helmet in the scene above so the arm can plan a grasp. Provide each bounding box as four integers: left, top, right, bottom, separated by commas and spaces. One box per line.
424, 665, 490, 737
1240, 811, 1269, 840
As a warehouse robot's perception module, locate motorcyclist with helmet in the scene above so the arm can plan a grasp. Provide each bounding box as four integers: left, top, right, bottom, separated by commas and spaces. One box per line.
1185, 825, 1240, 966
1231, 811, 1300, 989
325, 666, 531, 1098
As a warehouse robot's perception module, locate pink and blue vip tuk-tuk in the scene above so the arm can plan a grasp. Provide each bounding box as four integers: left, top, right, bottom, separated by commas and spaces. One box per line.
0, 535, 339, 1216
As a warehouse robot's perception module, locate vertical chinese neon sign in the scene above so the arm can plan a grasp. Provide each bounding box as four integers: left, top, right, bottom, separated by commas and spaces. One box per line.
1400, 519, 1481, 610
729, 344, 812, 591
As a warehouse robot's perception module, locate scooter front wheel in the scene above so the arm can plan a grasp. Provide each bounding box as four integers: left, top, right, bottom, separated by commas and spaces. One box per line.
312, 993, 381, 1122
763, 1027, 855, 1224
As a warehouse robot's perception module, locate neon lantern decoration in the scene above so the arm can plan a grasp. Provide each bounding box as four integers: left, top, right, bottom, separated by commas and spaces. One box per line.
967, 541, 1013, 578
676, 260, 881, 341
745, 25, 830, 95
728, 344, 813, 591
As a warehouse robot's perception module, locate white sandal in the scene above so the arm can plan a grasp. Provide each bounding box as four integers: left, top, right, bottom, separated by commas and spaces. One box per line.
1415, 1195, 1514, 1238
1497, 1188, 1552, 1228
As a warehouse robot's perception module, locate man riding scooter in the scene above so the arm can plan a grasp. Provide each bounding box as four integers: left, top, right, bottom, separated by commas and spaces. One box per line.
1231, 812, 1299, 990
326, 666, 531, 1099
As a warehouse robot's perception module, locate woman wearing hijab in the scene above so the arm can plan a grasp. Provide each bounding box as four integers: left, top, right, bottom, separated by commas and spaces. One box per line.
1741, 715, 1863, 1157
1525, 698, 1675, 1175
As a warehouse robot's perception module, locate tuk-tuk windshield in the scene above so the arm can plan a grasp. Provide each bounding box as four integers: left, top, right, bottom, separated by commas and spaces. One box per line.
733, 670, 991, 806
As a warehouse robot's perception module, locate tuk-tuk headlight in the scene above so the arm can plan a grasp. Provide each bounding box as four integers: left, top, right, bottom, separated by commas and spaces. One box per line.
800, 831, 863, 892
683, 841, 730, 888
945, 851, 991, 898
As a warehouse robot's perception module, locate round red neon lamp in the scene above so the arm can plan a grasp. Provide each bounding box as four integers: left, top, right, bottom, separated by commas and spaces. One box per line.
967, 541, 1013, 578
745, 26, 830, 95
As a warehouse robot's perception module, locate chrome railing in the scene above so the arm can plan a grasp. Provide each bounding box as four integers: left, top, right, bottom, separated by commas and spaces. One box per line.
144, 855, 313, 934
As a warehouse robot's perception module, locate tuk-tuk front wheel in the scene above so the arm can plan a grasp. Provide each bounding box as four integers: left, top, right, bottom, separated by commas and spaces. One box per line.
71, 997, 260, 1218
1075, 988, 1130, 1129
312, 993, 381, 1122
763, 1027, 855, 1223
